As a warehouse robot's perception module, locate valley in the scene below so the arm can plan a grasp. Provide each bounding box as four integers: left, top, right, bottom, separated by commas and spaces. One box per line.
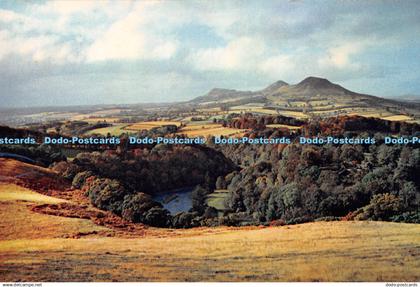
0, 77, 419, 282
0, 170, 419, 281
2, 0, 420, 283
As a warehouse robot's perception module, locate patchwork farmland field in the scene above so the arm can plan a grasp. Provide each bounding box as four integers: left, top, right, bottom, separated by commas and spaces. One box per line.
124, 121, 182, 131
177, 124, 245, 137
381, 115, 414, 121
85, 124, 130, 136
266, 124, 302, 130
80, 117, 121, 124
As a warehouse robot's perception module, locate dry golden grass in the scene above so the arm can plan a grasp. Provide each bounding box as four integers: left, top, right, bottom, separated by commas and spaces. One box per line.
266, 124, 302, 130
86, 121, 182, 135
230, 104, 264, 110
0, 220, 419, 281
125, 121, 182, 131
177, 124, 244, 137
0, 184, 108, 241
249, 108, 279, 115
0, 183, 66, 204
0, 161, 419, 282
381, 115, 413, 121
0, 158, 57, 178
345, 111, 414, 123
289, 101, 307, 107
196, 107, 222, 112
277, 110, 309, 119
347, 110, 392, 118
178, 123, 221, 131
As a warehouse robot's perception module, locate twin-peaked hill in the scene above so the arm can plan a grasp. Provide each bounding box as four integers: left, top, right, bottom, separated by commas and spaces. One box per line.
190, 77, 420, 118
191, 77, 378, 104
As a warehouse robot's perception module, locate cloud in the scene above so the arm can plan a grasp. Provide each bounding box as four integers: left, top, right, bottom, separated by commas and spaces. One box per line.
259, 55, 295, 79
189, 37, 265, 71
318, 42, 365, 69
188, 35, 299, 82
85, 3, 178, 62
0, 0, 420, 107
0, 8, 26, 22
189, 36, 296, 82
33, 0, 104, 16
0, 30, 77, 64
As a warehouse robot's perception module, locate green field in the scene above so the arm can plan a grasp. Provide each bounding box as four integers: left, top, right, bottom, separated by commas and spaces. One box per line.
207, 189, 229, 214
85, 124, 131, 136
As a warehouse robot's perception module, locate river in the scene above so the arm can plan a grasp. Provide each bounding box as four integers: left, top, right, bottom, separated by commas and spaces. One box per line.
152, 187, 194, 215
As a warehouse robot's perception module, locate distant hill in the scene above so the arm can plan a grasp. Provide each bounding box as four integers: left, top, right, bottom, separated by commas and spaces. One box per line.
272, 77, 364, 98
265, 76, 382, 103
261, 80, 289, 95
393, 94, 420, 103
192, 76, 380, 104
190, 76, 420, 118
191, 88, 260, 104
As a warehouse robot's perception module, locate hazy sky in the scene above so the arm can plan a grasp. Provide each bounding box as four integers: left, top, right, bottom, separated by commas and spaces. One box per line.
1, 0, 420, 107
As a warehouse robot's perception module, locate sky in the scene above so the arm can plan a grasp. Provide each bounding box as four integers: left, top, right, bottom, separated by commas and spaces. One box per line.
0, 0, 420, 107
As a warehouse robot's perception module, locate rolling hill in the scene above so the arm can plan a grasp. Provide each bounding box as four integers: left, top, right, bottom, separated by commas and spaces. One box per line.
192, 76, 390, 104
191, 88, 261, 104
0, 160, 419, 281
190, 77, 420, 120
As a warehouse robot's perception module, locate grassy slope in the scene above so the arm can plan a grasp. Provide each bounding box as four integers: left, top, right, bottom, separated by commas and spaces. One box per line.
0, 183, 109, 241
1, 218, 419, 281
0, 160, 419, 282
